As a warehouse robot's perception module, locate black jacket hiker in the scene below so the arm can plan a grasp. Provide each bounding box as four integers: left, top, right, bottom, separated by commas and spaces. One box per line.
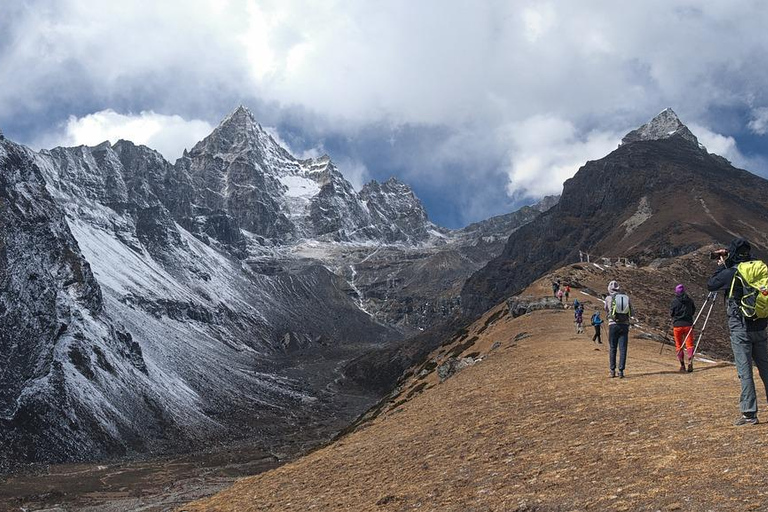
670, 293, 696, 327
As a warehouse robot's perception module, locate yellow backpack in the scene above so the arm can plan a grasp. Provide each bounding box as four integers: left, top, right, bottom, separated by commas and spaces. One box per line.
729, 260, 768, 319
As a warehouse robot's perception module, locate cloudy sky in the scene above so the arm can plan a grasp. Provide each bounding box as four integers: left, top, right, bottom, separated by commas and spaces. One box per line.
2, 1, 768, 228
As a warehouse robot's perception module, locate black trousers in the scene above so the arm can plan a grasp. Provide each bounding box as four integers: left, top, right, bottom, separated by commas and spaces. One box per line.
592, 324, 601, 342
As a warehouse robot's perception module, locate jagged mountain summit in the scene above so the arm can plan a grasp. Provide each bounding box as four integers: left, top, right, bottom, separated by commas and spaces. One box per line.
620, 107, 701, 147
0, 106, 546, 470
173, 105, 437, 247
461, 108, 768, 317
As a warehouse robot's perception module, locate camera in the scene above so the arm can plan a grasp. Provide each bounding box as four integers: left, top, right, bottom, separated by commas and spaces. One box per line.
709, 249, 728, 260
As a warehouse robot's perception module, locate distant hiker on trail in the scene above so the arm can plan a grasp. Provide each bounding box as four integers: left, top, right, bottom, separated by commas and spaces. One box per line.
707, 238, 768, 426
670, 284, 696, 373
573, 298, 580, 310
564, 285, 571, 303
556, 288, 564, 303
591, 309, 603, 344
605, 280, 632, 378
574, 303, 584, 334
552, 280, 560, 297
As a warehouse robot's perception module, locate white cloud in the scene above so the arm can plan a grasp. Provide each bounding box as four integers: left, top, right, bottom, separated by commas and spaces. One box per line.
334, 157, 370, 191
692, 123, 768, 174
748, 107, 768, 135
45, 110, 213, 161
522, 4, 557, 43
501, 116, 622, 198
4, 0, 768, 224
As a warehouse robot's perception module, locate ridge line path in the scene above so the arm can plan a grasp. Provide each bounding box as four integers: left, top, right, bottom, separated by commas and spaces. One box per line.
181, 295, 768, 511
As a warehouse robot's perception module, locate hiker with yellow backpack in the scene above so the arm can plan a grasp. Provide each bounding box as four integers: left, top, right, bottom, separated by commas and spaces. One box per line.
707, 238, 768, 426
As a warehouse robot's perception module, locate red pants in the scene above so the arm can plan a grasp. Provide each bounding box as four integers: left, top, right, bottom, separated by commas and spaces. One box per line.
673, 326, 694, 362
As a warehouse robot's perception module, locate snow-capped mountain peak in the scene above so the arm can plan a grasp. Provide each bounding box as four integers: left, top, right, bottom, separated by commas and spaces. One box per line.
621, 108, 700, 147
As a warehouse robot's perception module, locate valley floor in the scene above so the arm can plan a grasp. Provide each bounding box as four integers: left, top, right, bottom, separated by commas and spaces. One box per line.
0, 345, 381, 512
181, 294, 768, 511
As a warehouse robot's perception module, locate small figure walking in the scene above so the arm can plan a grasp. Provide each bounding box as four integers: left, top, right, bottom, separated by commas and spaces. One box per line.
556, 288, 564, 303
670, 284, 696, 372
552, 280, 560, 298
564, 284, 571, 303
575, 303, 584, 334
591, 309, 603, 344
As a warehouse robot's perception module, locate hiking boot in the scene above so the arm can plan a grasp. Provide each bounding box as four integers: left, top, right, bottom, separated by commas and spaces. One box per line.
609, 370, 616, 378
679, 363, 686, 373
734, 414, 759, 426
687, 363, 693, 373
618, 371, 625, 379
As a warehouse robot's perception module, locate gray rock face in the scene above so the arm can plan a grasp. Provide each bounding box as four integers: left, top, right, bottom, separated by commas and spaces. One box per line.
0, 131, 400, 470
172, 106, 438, 246
308, 158, 378, 241
532, 195, 560, 213
359, 177, 432, 244
0, 138, 158, 466
506, 296, 564, 318
621, 108, 700, 148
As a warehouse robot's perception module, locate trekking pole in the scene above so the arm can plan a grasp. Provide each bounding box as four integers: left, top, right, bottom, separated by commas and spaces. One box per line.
688, 292, 718, 367
659, 320, 673, 355
675, 291, 716, 358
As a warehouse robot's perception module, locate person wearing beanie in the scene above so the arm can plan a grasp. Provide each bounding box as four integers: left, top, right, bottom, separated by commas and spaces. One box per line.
707, 238, 768, 426
670, 284, 696, 372
604, 280, 632, 378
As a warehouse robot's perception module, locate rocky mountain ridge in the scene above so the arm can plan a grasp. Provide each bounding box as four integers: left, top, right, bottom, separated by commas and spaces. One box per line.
171, 106, 441, 247
461, 108, 768, 317
0, 106, 548, 470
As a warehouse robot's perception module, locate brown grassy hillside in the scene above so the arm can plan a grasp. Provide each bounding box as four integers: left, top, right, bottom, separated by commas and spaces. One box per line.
180, 263, 768, 512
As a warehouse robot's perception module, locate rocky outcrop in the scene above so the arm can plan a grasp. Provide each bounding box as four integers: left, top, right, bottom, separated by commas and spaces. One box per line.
359, 177, 432, 244
506, 296, 564, 318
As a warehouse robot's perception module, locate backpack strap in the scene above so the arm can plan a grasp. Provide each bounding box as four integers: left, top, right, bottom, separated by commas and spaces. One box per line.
729, 264, 742, 299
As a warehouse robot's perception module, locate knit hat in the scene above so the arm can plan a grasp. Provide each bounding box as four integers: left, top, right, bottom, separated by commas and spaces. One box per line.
607, 280, 620, 294
675, 284, 685, 295
727, 238, 752, 266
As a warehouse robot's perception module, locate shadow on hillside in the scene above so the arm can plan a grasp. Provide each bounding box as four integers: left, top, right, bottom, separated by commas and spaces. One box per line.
627, 362, 731, 379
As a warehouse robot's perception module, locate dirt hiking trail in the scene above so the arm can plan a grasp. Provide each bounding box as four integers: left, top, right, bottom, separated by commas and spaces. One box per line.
181, 284, 768, 511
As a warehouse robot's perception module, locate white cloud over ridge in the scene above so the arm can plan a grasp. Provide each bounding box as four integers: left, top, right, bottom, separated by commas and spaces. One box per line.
49, 110, 213, 161
3, 0, 768, 225
692, 123, 768, 174
501, 116, 622, 199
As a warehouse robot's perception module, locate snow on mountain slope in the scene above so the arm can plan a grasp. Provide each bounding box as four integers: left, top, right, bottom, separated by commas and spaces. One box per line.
1, 134, 401, 469
0, 106, 544, 469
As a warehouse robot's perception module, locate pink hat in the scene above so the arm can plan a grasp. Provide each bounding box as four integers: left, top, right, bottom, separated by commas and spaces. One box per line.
675, 284, 685, 295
